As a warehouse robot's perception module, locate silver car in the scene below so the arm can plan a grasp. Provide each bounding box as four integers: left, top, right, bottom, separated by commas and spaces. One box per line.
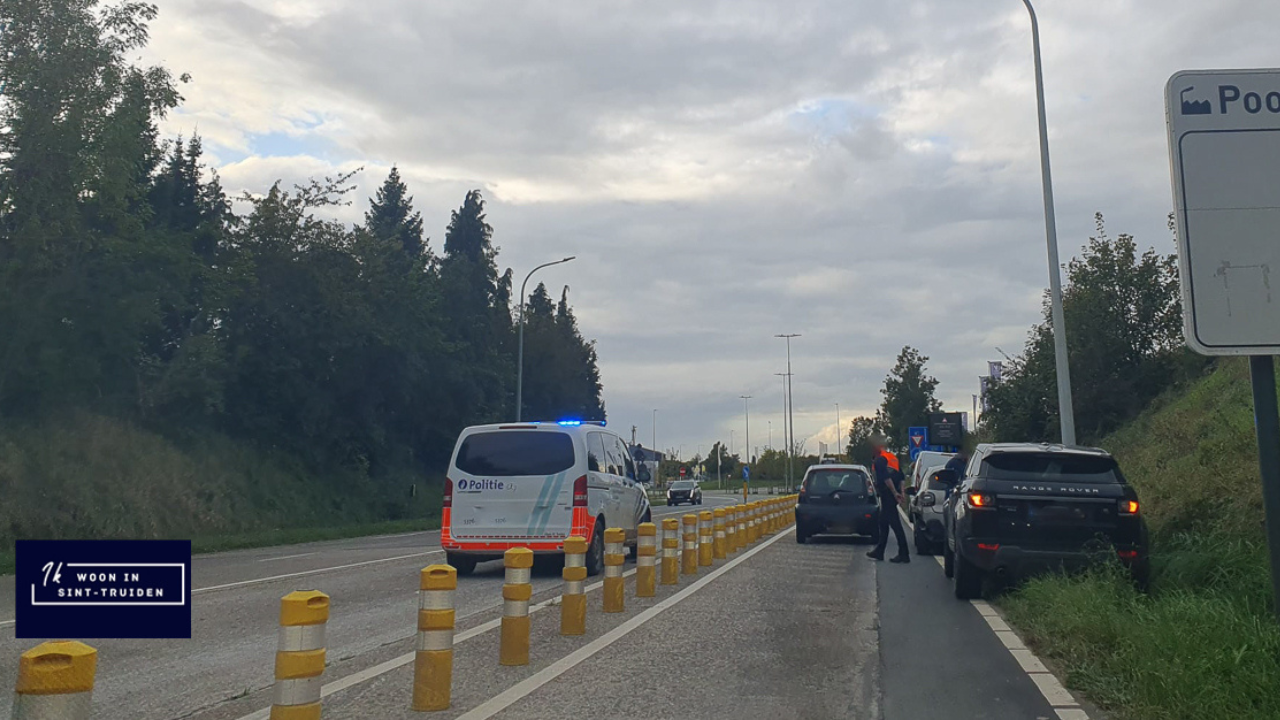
907, 464, 955, 555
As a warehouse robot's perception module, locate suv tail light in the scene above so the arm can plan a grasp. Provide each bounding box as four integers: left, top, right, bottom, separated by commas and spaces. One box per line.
1119, 499, 1139, 515
966, 492, 994, 509
573, 475, 588, 507
443, 478, 453, 509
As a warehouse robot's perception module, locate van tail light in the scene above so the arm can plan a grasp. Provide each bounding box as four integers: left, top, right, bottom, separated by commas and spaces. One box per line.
967, 492, 994, 509
1119, 499, 1139, 515
443, 478, 453, 508
573, 475, 588, 507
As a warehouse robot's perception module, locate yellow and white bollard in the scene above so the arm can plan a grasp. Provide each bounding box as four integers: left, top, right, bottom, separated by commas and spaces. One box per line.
725, 506, 738, 553
636, 522, 657, 597
13, 641, 96, 720
603, 528, 626, 612
682, 514, 699, 575
662, 518, 680, 585
712, 507, 727, 559
271, 590, 329, 720
698, 510, 714, 566
561, 537, 588, 636
765, 499, 778, 536
500, 548, 533, 666
412, 565, 456, 712
746, 502, 757, 543
735, 504, 747, 550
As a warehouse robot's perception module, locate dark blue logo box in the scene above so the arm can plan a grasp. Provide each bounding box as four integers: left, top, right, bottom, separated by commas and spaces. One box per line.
16, 540, 192, 639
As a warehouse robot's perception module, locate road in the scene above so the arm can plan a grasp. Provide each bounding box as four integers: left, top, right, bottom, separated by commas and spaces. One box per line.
0, 494, 1090, 720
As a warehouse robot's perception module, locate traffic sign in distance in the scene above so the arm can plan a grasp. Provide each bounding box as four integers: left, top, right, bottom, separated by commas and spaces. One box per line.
742, 466, 750, 480
1167, 69, 1280, 355
908, 427, 927, 461
928, 413, 964, 447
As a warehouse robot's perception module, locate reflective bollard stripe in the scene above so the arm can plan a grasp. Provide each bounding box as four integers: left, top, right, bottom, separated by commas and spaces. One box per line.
500, 548, 533, 666
270, 590, 329, 720
412, 564, 456, 712
698, 510, 714, 566
561, 536, 588, 636
636, 522, 657, 598
13, 641, 96, 720
682, 514, 699, 575
661, 518, 680, 585
712, 507, 727, 559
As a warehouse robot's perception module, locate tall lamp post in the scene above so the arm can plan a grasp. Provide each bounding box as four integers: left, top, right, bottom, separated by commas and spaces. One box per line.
1019, 0, 1076, 446
835, 403, 841, 460
775, 334, 800, 484
774, 372, 790, 481
740, 395, 752, 466
515, 256, 576, 421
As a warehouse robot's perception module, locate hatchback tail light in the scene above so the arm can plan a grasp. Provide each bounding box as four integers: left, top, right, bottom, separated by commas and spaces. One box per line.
573, 475, 588, 507
443, 478, 453, 508
1117, 549, 1139, 560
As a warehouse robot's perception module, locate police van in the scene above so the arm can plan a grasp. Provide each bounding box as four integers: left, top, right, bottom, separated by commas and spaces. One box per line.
442, 420, 652, 576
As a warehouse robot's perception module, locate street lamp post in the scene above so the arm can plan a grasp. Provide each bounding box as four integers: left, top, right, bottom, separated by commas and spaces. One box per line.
835, 403, 841, 460
740, 395, 752, 466
775, 334, 800, 484
515, 256, 576, 421
1020, 0, 1076, 446
774, 372, 790, 480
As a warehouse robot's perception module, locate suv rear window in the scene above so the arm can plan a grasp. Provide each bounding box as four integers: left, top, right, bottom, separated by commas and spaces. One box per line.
455, 431, 575, 477
982, 453, 1122, 483
804, 469, 869, 494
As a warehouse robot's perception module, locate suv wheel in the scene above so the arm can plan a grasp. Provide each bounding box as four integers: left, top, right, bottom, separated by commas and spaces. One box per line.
943, 541, 955, 579
447, 553, 477, 577
585, 520, 605, 576
953, 551, 983, 600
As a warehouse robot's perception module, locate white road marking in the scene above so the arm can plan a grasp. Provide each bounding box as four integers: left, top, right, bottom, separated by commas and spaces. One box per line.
455, 527, 793, 720
0, 619, 13, 628
256, 552, 316, 562
230, 567, 639, 720
898, 506, 1090, 717
195, 550, 443, 594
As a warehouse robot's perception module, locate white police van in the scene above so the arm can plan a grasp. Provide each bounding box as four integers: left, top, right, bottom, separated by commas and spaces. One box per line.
441, 420, 652, 576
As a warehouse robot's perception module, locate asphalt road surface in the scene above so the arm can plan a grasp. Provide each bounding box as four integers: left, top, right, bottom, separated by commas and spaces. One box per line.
0, 493, 1086, 720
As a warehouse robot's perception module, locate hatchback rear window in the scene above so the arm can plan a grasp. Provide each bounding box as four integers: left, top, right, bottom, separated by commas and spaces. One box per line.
982, 453, 1122, 483
804, 469, 869, 494
454, 431, 576, 476
671, 481, 695, 489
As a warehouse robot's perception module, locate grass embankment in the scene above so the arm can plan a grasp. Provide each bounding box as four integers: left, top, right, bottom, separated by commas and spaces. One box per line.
0, 412, 441, 575
1000, 358, 1280, 720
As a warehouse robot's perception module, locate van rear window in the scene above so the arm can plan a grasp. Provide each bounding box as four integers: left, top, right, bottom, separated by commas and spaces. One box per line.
455, 431, 575, 476
982, 453, 1122, 483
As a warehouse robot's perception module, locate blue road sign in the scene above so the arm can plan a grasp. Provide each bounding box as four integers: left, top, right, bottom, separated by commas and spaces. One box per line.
742, 466, 750, 480
908, 427, 928, 461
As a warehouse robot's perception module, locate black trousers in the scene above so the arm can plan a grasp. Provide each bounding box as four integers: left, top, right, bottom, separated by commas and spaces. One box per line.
873, 497, 909, 557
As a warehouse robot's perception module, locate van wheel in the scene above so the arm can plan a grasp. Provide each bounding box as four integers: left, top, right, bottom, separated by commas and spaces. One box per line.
954, 552, 983, 600
447, 553, 477, 577
585, 519, 605, 576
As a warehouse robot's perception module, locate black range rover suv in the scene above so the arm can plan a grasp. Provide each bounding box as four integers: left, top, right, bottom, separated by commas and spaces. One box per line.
941, 443, 1149, 599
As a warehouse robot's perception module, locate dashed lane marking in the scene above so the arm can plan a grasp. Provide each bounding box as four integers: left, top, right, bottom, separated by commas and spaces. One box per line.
256, 552, 317, 562
898, 506, 1090, 718
195, 550, 443, 594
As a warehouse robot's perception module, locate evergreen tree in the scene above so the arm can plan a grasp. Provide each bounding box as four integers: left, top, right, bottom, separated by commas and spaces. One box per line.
363, 166, 428, 268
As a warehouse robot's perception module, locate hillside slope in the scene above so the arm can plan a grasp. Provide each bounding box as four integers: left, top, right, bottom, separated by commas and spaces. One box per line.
1000, 358, 1280, 720
0, 412, 440, 566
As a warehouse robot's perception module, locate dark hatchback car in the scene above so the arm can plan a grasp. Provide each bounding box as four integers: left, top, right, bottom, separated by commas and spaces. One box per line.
795, 464, 879, 544
942, 443, 1149, 599
666, 480, 702, 506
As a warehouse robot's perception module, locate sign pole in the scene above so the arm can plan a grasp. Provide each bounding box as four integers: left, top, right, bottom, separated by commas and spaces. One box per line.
1249, 356, 1280, 617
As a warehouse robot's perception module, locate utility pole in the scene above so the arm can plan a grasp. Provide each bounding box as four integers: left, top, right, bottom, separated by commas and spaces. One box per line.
775, 334, 801, 484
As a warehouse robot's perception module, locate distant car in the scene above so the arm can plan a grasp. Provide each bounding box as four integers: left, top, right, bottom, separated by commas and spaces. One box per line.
942, 442, 1149, 599
666, 480, 702, 506
907, 467, 957, 555
794, 464, 879, 544
442, 421, 652, 577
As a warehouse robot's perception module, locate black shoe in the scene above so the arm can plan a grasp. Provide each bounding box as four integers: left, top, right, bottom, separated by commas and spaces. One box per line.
889, 555, 910, 564
866, 551, 883, 560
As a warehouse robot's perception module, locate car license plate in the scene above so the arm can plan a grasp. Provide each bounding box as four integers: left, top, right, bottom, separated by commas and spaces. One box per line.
829, 524, 854, 535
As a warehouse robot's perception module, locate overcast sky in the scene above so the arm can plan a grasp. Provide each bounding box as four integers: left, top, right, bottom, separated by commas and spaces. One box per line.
142, 0, 1277, 462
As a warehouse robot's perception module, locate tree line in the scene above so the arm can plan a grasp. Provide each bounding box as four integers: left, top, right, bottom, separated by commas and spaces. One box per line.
842, 213, 1205, 461
0, 1, 604, 483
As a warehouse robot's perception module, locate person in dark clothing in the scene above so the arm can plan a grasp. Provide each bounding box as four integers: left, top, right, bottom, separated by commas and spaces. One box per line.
867, 434, 910, 563
944, 451, 968, 476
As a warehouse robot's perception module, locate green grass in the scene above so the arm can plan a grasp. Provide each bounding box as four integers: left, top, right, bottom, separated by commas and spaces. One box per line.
0, 411, 443, 574
998, 358, 1280, 720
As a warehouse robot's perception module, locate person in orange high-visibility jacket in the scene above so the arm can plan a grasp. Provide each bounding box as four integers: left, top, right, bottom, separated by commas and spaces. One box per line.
867, 434, 910, 563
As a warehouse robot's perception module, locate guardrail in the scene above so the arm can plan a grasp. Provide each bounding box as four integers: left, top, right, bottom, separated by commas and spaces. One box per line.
10, 497, 799, 716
